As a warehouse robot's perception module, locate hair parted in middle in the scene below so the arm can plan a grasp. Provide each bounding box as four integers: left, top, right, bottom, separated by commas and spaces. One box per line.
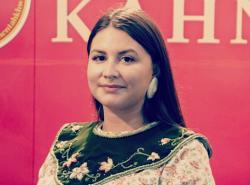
87, 8, 185, 127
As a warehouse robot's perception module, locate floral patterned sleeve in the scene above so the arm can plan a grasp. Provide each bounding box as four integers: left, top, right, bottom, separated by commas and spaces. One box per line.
37, 151, 58, 185
159, 139, 215, 185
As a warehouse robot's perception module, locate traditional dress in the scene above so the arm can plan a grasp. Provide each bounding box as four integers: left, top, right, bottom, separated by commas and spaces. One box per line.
38, 121, 215, 185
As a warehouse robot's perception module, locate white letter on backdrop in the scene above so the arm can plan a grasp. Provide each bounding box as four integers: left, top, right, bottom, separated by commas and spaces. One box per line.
231, 0, 250, 44
124, 0, 142, 9
52, 0, 91, 42
52, 0, 142, 43
168, 0, 219, 43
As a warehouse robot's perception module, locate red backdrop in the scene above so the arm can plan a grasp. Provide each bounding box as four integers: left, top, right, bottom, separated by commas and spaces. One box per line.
0, 0, 250, 184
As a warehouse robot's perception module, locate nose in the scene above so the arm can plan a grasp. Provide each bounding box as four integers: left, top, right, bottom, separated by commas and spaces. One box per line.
103, 60, 119, 80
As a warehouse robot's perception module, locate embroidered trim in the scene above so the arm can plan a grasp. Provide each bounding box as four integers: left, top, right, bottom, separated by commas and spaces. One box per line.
51, 122, 211, 185
50, 122, 94, 185
91, 134, 205, 185
93, 121, 159, 138
51, 123, 72, 185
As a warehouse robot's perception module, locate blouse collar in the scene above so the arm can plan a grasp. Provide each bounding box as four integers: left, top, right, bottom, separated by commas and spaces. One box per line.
93, 121, 159, 138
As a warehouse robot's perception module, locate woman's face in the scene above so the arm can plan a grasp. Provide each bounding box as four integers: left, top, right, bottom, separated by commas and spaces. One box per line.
87, 26, 153, 111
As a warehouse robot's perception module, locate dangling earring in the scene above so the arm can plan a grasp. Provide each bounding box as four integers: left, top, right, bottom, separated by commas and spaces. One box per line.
147, 77, 158, 99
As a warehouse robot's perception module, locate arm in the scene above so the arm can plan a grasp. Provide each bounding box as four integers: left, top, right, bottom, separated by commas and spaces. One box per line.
160, 139, 215, 185
37, 152, 58, 185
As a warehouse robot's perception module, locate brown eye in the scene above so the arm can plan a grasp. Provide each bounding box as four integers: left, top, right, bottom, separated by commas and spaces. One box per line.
91, 55, 106, 62
121, 56, 135, 63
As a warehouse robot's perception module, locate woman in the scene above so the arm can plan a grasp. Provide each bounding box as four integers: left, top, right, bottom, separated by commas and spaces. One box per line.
38, 8, 215, 185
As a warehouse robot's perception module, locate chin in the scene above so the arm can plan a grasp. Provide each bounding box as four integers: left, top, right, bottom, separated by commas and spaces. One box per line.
95, 93, 140, 111
100, 100, 123, 109
97, 98, 128, 110
96, 93, 124, 105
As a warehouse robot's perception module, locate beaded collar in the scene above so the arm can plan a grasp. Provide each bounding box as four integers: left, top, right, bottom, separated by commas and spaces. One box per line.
93, 121, 159, 138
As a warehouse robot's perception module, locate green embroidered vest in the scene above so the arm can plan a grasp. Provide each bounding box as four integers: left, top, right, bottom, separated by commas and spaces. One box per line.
52, 121, 212, 185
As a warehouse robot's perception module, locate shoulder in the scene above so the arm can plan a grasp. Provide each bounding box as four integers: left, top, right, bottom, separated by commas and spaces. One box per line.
181, 126, 213, 158
38, 122, 98, 184
173, 139, 211, 162
55, 121, 98, 141
159, 123, 213, 159
51, 121, 99, 157
160, 139, 215, 185
38, 152, 57, 185
159, 124, 215, 184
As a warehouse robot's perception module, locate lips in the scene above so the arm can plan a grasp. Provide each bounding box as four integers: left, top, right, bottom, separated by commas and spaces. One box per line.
99, 84, 126, 92
99, 83, 126, 88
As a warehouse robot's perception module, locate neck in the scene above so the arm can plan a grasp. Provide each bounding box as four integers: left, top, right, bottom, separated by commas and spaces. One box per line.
101, 106, 145, 133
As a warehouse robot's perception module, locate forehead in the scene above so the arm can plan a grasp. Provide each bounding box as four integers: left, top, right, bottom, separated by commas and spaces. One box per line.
90, 27, 149, 56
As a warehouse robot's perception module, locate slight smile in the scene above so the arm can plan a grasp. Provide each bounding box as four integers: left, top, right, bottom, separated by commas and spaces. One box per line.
99, 84, 126, 93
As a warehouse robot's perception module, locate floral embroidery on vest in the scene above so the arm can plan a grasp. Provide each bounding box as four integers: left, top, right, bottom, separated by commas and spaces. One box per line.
99, 157, 113, 173
52, 122, 212, 185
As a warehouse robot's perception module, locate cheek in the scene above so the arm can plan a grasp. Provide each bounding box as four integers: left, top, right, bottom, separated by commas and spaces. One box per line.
87, 64, 99, 91
125, 70, 152, 93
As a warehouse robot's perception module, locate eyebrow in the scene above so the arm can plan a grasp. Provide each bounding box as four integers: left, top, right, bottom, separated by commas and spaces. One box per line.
90, 49, 139, 56
90, 49, 105, 55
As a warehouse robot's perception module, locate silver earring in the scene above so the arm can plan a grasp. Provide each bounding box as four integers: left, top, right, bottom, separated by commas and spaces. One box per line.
147, 77, 158, 99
